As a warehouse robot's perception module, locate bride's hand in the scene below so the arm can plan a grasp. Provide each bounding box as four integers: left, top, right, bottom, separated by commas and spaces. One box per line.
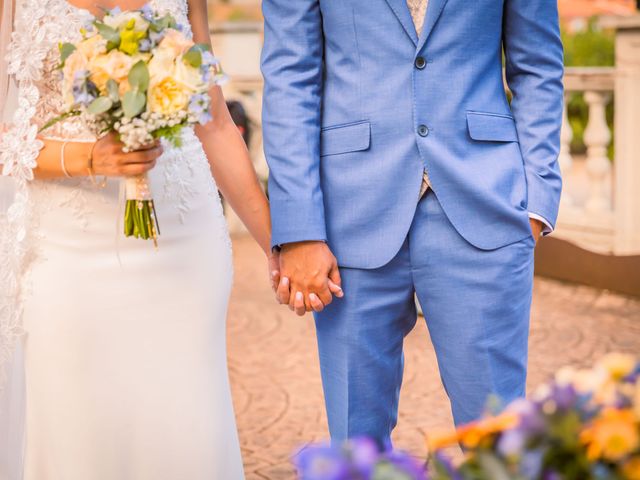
91, 132, 163, 177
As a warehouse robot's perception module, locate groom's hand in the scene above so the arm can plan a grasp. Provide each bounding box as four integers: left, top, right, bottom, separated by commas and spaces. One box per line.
277, 241, 343, 316
529, 218, 544, 245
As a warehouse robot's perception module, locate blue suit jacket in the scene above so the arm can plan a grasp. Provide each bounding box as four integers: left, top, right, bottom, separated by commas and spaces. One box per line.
261, 0, 564, 269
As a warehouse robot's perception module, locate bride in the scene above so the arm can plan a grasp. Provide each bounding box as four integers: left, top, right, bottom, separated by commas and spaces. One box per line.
0, 0, 282, 478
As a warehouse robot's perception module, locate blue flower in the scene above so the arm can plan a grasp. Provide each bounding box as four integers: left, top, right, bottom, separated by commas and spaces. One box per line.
294, 444, 351, 480
109, 6, 122, 16
345, 437, 379, 476
72, 70, 98, 107
383, 450, 427, 480
139, 39, 152, 52
140, 3, 154, 22
188, 94, 213, 125
149, 30, 165, 46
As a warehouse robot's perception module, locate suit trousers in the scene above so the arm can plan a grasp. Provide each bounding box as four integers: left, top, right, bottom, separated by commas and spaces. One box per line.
314, 190, 535, 444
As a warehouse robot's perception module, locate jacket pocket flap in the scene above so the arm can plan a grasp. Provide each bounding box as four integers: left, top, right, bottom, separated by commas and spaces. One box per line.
321, 121, 371, 156
466, 111, 518, 142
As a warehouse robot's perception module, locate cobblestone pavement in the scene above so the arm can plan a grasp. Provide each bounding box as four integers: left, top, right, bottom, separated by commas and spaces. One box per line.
227, 235, 640, 480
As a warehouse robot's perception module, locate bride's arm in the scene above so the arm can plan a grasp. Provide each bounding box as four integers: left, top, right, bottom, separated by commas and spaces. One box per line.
188, 0, 273, 257
30, 134, 162, 180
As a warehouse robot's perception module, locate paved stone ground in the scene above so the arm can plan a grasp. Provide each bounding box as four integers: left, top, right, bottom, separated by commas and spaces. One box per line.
227, 235, 640, 480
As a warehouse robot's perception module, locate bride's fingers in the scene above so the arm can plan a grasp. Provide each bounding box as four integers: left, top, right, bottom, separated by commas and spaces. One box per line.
294, 291, 306, 316
309, 293, 325, 313
328, 279, 344, 298
276, 276, 290, 304
270, 270, 280, 292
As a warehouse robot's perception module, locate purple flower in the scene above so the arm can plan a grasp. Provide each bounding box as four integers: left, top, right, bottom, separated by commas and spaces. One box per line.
139, 39, 152, 52
295, 444, 351, 480
543, 470, 562, 480
551, 383, 577, 411
188, 94, 213, 125
108, 6, 122, 16
497, 428, 527, 457
345, 437, 379, 476
140, 3, 154, 21
72, 70, 97, 107
383, 450, 427, 480
149, 30, 165, 46
519, 449, 545, 479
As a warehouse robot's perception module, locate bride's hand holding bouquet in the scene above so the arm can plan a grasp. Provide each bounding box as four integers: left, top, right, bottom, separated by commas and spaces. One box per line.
42, 4, 226, 244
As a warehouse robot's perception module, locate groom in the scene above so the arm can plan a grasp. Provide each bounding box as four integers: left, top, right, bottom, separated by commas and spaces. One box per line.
261, 0, 563, 444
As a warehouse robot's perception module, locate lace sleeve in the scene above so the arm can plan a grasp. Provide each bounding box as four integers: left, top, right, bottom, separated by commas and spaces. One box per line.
0, 0, 60, 387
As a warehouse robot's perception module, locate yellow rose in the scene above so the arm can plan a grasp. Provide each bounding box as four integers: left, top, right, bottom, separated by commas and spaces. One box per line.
158, 28, 193, 57
76, 35, 107, 62
147, 48, 176, 83
90, 50, 135, 93
173, 57, 207, 92
147, 77, 190, 115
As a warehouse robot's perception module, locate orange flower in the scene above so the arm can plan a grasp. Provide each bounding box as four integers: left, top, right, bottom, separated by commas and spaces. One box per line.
621, 456, 640, 480
428, 412, 520, 451
581, 409, 639, 462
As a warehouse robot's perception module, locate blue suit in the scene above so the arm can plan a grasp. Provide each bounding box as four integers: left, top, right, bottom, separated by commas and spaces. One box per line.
262, 0, 563, 443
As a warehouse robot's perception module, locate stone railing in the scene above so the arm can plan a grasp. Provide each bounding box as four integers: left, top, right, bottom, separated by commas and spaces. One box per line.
557, 16, 640, 255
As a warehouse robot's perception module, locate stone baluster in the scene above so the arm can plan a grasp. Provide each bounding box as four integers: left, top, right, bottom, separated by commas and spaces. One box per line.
583, 91, 612, 214
558, 94, 574, 207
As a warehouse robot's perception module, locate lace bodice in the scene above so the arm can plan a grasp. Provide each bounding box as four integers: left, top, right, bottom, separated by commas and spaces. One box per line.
0, 0, 226, 396
33, 0, 191, 142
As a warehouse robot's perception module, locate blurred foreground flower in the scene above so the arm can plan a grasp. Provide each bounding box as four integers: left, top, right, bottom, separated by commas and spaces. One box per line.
295, 437, 427, 480
428, 353, 640, 480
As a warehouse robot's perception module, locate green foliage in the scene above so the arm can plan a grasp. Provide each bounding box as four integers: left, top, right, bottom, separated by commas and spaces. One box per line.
87, 96, 113, 115
122, 90, 146, 118
562, 19, 615, 67
58, 42, 77, 68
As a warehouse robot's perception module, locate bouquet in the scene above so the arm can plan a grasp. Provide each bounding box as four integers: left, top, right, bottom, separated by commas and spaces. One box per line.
428, 353, 640, 480
43, 5, 226, 244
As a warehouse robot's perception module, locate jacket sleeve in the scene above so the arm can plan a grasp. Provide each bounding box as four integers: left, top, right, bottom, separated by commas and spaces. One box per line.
261, 0, 326, 248
503, 0, 564, 230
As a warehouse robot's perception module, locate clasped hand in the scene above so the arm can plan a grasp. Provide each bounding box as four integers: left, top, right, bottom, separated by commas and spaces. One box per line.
269, 241, 344, 316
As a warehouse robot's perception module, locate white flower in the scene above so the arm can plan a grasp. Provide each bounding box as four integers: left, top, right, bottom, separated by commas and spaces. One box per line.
103, 11, 149, 32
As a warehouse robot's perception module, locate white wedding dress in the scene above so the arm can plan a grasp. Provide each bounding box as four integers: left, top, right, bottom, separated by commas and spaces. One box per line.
0, 1, 244, 479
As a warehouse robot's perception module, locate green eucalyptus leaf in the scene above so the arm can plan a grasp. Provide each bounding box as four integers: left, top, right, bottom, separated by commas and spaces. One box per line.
122, 90, 146, 118
95, 22, 121, 45
87, 96, 113, 115
106, 79, 120, 102
59, 42, 77, 67
183, 46, 202, 68
128, 60, 150, 92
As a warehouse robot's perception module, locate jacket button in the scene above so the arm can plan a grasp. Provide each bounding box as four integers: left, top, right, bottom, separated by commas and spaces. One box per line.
418, 125, 429, 137
415, 56, 426, 70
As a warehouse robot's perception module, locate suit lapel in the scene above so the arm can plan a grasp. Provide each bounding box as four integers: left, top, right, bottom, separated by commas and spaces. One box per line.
383, 0, 419, 46
417, 0, 449, 52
